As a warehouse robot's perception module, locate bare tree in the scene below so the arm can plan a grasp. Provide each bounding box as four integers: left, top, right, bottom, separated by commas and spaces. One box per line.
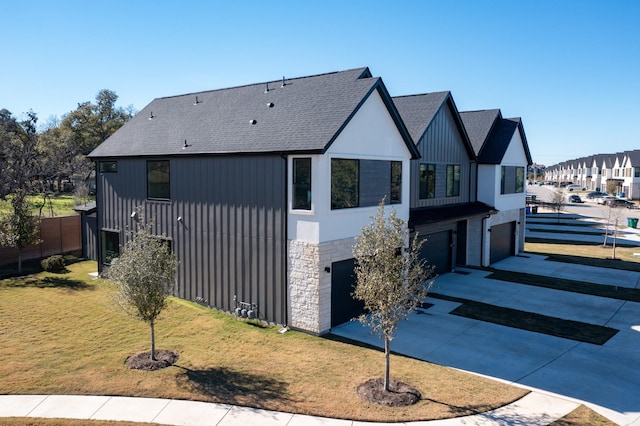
353, 201, 435, 392
107, 212, 179, 360
549, 188, 565, 222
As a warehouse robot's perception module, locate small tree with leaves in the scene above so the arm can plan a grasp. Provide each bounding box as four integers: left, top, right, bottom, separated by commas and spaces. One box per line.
353, 201, 434, 393
107, 213, 178, 361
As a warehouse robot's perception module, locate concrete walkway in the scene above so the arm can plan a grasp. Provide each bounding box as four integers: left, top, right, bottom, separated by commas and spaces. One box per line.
0, 392, 582, 425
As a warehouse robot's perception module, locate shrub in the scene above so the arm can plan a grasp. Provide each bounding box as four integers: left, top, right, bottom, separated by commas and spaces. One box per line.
41, 255, 66, 273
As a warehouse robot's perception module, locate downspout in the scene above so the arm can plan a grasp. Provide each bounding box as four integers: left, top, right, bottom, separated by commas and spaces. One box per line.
281, 153, 289, 328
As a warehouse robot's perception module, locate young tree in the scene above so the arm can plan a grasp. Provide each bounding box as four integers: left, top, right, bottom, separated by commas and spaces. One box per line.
549, 188, 565, 222
107, 214, 179, 361
353, 201, 434, 392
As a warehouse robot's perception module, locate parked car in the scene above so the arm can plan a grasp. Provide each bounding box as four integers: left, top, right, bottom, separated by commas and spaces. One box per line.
568, 195, 583, 203
606, 199, 636, 208
597, 196, 615, 205
586, 191, 605, 199
566, 184, 586, 191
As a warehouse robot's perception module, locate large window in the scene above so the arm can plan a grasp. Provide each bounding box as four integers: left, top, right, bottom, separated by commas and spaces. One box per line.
292, 158, 312, 210
331, 158, 402, 209
501, 166, 525, 194
101, 230, 120, 265
419, 163, 436, 199
331, 159, 359, 209
446, 165, 460, 197
147, 160, 170, 199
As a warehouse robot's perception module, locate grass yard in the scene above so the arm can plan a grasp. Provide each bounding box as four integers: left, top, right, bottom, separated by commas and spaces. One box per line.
0, 261, 529, 423
526, 240, 640, 269
0, 194, 83, 218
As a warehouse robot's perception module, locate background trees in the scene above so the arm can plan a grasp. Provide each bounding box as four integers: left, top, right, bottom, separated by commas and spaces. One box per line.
353, 201, 434, 396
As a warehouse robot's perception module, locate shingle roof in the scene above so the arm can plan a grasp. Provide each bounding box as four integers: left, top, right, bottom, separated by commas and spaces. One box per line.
90, 67, 418, 158
460, 110, 532, 165
393, 92, 475, 158
459, 109, 501, 156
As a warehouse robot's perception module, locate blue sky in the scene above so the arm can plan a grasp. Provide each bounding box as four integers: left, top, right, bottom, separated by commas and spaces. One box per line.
1, 0, 638, 166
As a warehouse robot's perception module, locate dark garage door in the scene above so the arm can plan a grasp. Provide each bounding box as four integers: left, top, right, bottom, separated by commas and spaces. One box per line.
490, 221, 515, 264
330, 258, 364, 327
418, 230, 452, 275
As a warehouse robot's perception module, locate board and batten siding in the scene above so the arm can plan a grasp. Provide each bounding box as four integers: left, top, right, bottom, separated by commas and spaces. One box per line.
410, 104, 474, 208
96, 155, 288, 326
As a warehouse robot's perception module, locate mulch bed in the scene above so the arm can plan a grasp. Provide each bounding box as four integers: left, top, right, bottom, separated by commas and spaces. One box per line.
356, 378, 421, 407
125, 350, 179, 371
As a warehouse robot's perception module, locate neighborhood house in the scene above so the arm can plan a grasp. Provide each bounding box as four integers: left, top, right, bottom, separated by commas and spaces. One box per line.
89, 67, 531, 335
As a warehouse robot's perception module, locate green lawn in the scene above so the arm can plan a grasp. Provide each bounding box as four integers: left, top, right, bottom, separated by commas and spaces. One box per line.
0, 194, 85, 217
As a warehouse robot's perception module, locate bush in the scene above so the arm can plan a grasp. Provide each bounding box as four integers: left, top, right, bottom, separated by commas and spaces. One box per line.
41, 255, 66, 273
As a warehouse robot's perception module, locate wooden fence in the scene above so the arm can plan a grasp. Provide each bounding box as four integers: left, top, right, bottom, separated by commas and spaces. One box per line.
0, 215, 82, 265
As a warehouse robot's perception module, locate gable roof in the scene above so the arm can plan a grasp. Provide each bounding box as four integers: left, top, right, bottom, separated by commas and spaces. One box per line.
89, 67, 419, 159
392, 91, 476, 158
460, 110, 533, 165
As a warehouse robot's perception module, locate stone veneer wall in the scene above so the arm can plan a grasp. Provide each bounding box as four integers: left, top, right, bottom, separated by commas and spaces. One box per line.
288, 237, 356, 335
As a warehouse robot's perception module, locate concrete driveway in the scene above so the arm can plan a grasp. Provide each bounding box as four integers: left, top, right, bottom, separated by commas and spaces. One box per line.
330, 255, 640, 425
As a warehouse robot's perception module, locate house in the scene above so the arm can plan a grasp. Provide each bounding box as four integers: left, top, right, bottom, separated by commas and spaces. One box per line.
460, 109, 532, 265
392, 92, 495, 272
88, 67, 419, 335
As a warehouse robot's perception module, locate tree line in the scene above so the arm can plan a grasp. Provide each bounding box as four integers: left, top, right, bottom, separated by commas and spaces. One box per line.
0, 89, 134, 272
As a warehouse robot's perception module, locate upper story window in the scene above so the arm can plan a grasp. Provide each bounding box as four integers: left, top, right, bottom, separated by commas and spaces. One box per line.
99, 161, 117, 173
446, 164, 460, 197
501, 166, 525, 194
331, 158, 401, 209
147, 160, 170, 199
292, 158, 312, 210
419, 163, 436, 199
634, 168, 640, 178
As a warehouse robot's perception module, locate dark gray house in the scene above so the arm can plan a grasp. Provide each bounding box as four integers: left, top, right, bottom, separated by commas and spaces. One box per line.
393, 92, 495, 273
89, 67, 419, 334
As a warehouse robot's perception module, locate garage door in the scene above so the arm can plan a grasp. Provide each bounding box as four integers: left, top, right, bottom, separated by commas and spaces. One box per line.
490, 221, 515, 264
330, 258, 364, 327
418, 230, 452, 275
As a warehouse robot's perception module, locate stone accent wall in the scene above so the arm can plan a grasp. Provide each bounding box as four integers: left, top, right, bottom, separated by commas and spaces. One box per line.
466, 216, 484, 267
288, 237, 356, 334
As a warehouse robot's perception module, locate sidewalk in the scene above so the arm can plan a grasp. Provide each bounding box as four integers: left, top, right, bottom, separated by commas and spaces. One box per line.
0, 392, 583, 425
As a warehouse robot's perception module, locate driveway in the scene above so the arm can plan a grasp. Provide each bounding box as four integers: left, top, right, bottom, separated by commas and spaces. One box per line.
330, 255, 640, 425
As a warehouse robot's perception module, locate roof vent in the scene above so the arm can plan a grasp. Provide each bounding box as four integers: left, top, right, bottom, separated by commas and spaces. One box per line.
267, 102, 274, 108
249, 119, 257, 125
281, 76, 286, 87
194, 96, 200, 105
183, 140, 189, 149
148, 111, 154, 120
264, 82, 269, 93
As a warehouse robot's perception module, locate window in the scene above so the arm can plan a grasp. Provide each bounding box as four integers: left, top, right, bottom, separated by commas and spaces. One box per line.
390, 161, 402, 204
635, 168, 640, 178
446, 165, 460, 197
419, 163, 436, 199
292, 158, 312, 210
501, 166, 525, 194
331, 158, 402, 209
147, 160, 170, 199
331, 159, 359, 209
101, 230, 120, 265
99, 161, 117, 173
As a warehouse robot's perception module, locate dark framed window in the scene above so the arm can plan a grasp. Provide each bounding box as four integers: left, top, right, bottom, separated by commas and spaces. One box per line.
419, 163, 436, 199
446, 164, 460, 197
390, 161, 402, 204
331, 159, 359, 209
99, 161, 117, 173
100, 230, 120, 265
501, 166, 525, 194
635, 167, 640, 178
292, 158, 312, 210
147, 160, 170, 199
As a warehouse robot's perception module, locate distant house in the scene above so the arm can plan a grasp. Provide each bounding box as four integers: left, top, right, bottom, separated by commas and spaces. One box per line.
460, 109, 532, 265
393, 92, 494, 272
89, 68, 419, 335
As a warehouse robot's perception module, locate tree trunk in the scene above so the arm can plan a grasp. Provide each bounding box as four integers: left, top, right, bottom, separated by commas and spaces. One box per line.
384, 335, 390, 392
150, 319, 156, 361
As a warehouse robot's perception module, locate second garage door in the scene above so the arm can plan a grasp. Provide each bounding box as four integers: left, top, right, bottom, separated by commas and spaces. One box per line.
490, 221, 515, 264
418, 230, 452, 275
